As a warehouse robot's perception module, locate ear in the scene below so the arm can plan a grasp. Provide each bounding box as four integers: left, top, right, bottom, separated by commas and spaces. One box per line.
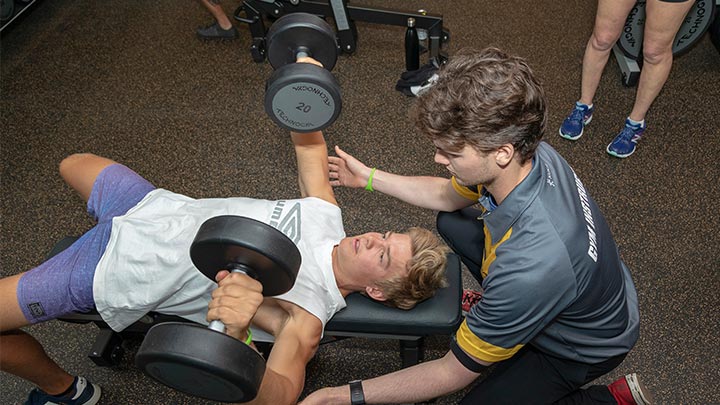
365, 285, 388, 302
495, 144, 516, 166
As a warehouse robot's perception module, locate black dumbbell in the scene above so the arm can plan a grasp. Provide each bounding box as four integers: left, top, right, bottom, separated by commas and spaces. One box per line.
135, 215, 302, 403
264, 13, 342, 133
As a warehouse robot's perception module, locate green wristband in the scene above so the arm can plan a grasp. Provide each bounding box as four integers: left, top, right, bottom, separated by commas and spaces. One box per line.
244, 329, 253, 345
365, 168, 377, 192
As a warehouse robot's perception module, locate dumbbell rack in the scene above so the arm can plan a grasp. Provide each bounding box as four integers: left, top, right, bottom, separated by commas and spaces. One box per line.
234, 0, 450, 67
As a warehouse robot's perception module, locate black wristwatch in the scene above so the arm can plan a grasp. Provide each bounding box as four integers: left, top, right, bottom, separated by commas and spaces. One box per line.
349, 379, 365, 405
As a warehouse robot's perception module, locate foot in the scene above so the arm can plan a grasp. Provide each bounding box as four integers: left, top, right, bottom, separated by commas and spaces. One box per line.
24, 376, 101, 405
606, 118, 645, 158
196, 21, 239, 41
462, 289, 483, 313
559, 102, 594, 141
607, 373, 654, 405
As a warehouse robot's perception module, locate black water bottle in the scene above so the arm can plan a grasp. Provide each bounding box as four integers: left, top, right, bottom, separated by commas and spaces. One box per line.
405, 17, 420, 71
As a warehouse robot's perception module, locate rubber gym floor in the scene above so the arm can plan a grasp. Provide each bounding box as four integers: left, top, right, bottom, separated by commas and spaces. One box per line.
1, 1, 718, 404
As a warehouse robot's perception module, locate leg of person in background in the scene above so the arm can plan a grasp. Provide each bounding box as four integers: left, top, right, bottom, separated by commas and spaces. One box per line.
196, 0, 239, 40
606, 0, 694, 158
559, 0, 637, 141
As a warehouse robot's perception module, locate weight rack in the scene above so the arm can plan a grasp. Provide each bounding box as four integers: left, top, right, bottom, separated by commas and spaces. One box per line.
233, 0, 450, 68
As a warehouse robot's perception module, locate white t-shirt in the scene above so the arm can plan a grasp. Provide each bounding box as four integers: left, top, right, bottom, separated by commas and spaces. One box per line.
93, 189, 347, 338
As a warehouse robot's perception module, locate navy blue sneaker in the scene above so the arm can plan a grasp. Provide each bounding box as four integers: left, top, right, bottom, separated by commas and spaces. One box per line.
24, 376, 101, 405
559, 102, 594, 140
607, 118, 646, 158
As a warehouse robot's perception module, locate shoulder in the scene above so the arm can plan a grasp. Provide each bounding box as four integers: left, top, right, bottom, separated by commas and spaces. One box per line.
279, 300, 324, 338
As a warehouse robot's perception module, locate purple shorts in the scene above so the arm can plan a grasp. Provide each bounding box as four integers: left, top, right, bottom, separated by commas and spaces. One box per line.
17, 164, 155, 323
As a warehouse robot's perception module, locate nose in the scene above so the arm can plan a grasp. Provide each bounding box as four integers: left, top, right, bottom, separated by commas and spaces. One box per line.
365, 233, 382, 248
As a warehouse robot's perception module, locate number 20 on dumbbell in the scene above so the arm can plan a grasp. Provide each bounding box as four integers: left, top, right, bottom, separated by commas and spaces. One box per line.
264, 13, 343, 133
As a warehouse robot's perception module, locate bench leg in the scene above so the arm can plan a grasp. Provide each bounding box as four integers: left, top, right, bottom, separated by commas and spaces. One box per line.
88, 329, 124, 367
399, 337, 424, 368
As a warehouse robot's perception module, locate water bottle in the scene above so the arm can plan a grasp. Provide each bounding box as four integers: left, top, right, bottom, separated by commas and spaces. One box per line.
405, 17, 420, 71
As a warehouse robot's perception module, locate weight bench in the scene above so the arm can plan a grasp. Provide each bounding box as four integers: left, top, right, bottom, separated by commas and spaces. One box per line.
52, 236, 463, 369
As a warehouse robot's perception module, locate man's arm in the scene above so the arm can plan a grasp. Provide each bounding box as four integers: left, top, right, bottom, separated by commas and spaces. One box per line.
328, 146, 472, 211
248, 311, 323, 405
291, 131, 338, 206
300, 350, 488, 404
211, 272, 323, 404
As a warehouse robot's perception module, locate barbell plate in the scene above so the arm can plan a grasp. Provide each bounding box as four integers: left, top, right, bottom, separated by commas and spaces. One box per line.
266, 13, 338, 70
136, 322, 266, 403
190, 215, 301, 297
265, 63, 342, 133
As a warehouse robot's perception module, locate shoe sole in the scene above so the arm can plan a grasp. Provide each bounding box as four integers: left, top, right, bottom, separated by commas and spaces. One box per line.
626, 373, 653, 405
78, 383, 102, 405
559, 115, 592, 141
606, 144, 636, 158
197, 36, 239, 41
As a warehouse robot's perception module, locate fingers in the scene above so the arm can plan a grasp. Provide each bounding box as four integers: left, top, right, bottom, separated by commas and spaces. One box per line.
207, 272, 264, 329
215, 269, 230, 282
296, 56, 323, 68
334, 145, 347, 158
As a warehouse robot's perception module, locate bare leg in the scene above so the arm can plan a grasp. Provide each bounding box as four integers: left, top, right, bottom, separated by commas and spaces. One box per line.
0, 275, 74, 395
59, 153, 118, 203
0, 330, 75, 395
579, 0, 639, 105
197, 0, 233, 30
629, 0, 694, 121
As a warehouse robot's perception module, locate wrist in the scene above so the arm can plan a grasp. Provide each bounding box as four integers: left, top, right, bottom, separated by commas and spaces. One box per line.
364, 168, 377, 192
348, 380, 365, 404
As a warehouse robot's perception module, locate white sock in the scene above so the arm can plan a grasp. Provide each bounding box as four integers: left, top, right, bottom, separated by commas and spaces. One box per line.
627, 117, 644, 127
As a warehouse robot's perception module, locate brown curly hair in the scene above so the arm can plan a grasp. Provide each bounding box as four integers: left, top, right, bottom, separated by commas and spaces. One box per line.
413, 47, 547, 164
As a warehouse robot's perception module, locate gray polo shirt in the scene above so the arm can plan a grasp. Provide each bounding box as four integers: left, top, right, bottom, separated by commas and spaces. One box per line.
452, 142, 639, 365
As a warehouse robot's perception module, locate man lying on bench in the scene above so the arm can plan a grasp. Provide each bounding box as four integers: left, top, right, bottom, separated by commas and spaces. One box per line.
0, 129, 449, 405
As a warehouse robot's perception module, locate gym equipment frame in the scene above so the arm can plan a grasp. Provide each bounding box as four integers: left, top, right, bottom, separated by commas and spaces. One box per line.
233, 0, 450, 68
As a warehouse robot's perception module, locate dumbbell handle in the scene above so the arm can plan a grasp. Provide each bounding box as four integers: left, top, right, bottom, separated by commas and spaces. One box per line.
208, 266, 252, 333
295, 48, 310, 61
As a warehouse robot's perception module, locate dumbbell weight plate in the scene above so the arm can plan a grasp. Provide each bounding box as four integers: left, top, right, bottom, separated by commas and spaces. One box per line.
136, 322, 266, 403
265, 63, 342, 133
190, 215, 301, 297
1, 0, 14, 24
266, 13, 338, 71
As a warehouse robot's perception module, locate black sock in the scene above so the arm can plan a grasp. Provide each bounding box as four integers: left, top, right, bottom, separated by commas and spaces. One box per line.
52, 376, 77, 398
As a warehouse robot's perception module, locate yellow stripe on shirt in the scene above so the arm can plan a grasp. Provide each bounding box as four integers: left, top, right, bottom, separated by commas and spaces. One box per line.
456, 319, 524, 363
481, 227, 513, 279
451, 177, 480, 200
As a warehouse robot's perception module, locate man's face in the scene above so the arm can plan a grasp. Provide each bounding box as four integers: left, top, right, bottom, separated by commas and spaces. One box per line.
433, 142, 497, 186
336, 231, 412, 286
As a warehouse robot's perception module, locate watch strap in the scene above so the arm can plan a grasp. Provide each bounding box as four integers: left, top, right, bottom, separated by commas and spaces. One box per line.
349, 379, 365, 405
